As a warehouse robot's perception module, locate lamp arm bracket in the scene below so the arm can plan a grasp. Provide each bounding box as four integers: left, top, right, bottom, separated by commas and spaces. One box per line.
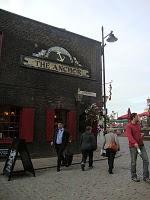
104, 31, 113, 39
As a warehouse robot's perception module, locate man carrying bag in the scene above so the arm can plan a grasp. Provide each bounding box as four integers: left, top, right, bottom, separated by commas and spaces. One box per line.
126, 113, 150, 183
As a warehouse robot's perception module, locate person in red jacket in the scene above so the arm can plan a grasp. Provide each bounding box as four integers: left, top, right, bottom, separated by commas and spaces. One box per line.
126, 113, 150, 183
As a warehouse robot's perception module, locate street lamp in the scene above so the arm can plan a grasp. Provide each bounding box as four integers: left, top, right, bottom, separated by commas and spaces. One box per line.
101, 26, 118, 133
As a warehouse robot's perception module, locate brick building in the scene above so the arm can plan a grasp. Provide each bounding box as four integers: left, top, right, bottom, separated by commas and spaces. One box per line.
0, 9, 102, 157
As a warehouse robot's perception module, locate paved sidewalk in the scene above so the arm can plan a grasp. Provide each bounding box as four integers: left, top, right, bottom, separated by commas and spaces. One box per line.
0, 137, 150, 200
0, 146, 111, 173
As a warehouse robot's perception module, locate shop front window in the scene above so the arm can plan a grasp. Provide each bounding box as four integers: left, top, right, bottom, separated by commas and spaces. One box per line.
0, 106, 20, 143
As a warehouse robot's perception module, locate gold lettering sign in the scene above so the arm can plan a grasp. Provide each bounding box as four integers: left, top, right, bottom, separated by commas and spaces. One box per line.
21, 56, 90, 78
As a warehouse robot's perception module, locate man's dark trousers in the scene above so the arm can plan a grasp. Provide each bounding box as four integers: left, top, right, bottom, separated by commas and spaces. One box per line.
81, 150, 93, 167
55, 144, 65, 169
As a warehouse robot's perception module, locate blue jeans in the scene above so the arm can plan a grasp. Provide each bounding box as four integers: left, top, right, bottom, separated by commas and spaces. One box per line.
130, 146, 149, 179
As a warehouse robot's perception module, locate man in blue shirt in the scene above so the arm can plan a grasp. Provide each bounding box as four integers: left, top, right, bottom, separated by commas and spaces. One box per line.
51, 121, 70, 172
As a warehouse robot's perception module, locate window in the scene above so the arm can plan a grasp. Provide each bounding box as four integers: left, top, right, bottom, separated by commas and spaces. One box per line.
0, 106, 20, 143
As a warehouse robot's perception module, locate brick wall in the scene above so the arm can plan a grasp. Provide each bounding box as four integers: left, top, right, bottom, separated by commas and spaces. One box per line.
0, 9, 102, 156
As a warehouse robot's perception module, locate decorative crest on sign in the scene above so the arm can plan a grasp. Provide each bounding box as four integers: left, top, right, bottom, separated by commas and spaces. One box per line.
33, 46, 82, 67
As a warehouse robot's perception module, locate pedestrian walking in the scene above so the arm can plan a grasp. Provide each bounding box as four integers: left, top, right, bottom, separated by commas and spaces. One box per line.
103, 126, 120, 174
126, 113, 150, 183
80, 125, 97, 171
97, 127, 106, 156
51, 121, 70, 172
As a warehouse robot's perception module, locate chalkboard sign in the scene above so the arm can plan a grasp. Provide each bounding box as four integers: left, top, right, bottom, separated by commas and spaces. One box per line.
0, 148, 9, 156
3, 138, 35, 181
18, 140, 35, 176
3, 149, 17, 180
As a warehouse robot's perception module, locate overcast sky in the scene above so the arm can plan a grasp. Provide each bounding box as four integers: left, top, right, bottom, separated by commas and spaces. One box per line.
1, 0, 150, 116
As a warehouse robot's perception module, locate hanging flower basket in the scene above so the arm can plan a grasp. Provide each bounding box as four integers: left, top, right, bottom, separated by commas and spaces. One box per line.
85, 103, 102, 126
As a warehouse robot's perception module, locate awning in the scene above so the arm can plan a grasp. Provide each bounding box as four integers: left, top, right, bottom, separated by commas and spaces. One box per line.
112, 119, 128, 123
117, 114, 129, 120
117, 108, 131, 120
138, 111, 150, 117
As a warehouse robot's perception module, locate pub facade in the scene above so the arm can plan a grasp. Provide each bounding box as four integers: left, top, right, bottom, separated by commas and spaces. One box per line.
0, 9, 102, 157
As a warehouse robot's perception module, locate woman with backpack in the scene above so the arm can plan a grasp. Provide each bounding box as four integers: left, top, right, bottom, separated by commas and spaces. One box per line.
103, 127, 120, 174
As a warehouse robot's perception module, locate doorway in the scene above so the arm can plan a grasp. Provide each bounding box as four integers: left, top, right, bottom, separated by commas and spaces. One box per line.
54, 109, 68, 129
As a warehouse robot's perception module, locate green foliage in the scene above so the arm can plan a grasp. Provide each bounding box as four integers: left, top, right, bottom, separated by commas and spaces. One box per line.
85, 103, 103, 125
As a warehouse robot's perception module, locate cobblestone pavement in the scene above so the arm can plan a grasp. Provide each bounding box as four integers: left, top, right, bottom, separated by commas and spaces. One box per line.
0, 137, 150, 200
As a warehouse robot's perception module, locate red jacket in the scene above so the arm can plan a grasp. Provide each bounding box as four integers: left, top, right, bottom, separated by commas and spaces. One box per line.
125, 123, 144, 147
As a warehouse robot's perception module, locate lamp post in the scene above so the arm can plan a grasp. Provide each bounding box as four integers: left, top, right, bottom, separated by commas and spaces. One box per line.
101, 26, 118, 133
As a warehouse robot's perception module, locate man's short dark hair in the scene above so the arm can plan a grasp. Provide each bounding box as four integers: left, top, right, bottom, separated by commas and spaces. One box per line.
86, 125, 92, 131
57, 119, 63, 124
130, 113, 137, 120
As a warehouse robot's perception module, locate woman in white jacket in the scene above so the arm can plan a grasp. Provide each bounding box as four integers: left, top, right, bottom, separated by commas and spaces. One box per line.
103, 127, 120, 174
